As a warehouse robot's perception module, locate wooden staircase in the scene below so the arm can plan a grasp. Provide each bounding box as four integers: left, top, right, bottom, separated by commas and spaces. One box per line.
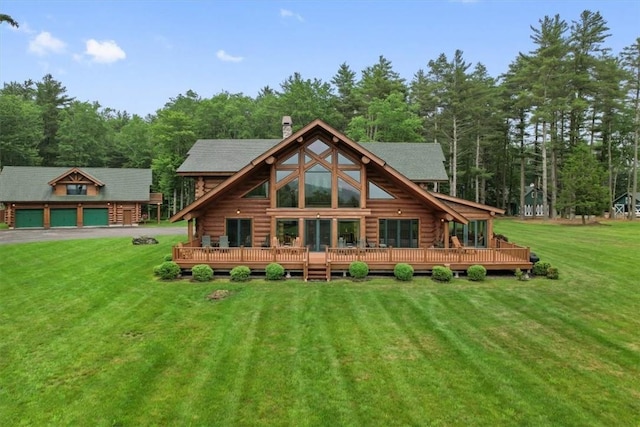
305, 252, 329, 281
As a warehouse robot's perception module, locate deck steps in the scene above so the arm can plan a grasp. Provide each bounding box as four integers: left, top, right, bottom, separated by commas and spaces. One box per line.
305, 264, 328, 281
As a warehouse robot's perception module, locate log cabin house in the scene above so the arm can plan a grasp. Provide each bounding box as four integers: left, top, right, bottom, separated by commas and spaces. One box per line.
170, 118, 532, 280
0, 166, 155, 228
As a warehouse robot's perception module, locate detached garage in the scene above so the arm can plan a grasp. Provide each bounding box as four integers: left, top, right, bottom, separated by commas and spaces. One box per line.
0, 166, 153, 229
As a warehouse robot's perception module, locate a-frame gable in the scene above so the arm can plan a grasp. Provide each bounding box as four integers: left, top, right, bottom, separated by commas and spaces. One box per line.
47, 167, 105, 187
171, 119, 467, 223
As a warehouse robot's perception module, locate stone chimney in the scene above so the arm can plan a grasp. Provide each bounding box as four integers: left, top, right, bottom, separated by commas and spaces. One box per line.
282, 116, 292, 139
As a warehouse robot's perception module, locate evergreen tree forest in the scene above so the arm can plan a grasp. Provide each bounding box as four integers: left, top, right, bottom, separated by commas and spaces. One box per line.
1, 10, 639, 220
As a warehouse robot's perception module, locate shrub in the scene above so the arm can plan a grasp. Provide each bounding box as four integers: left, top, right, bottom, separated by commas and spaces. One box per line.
265, 263, 285, 280
230, 265, 251, 282
547, 267, 559, 280
191, 264, 213, 282
514, 268, 527, 281
163, 254, 173, 262
349, 261, 369, 280
467, 264, 487, 281
155, 261, 181, 280
394, 263, 414, 281
532, 261, 551, 276
432, 266, 453, 282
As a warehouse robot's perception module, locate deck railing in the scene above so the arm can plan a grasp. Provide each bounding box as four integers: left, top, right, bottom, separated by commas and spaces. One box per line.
172, 244, 308, 265
326, 246, 530, 265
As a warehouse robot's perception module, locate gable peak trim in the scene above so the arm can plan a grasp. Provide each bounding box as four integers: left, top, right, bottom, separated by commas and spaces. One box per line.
47, 167, 105, 187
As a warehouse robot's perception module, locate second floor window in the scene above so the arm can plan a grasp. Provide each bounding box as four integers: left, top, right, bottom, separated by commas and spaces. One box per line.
66, 184, 87, 195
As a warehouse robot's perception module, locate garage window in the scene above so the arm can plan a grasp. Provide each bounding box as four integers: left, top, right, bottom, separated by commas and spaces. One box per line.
67, 184, 87, 195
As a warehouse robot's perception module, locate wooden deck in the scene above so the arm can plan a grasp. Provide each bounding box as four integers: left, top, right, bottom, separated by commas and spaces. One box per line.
172, 239, 532, 281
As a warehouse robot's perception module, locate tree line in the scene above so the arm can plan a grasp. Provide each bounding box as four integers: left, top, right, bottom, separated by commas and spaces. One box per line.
1, 10, 638, 220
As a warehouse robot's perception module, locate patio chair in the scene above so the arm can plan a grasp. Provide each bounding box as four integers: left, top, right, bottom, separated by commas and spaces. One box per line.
201, 235, 212, 247
451, 236, 475, 254
219, 235, 229, 248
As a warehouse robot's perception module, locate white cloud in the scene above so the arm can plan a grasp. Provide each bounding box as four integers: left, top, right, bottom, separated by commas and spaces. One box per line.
280, 8, 304, 22
28, 31, 66, 56
84, 39, 126, 63
216, 49, 243, 63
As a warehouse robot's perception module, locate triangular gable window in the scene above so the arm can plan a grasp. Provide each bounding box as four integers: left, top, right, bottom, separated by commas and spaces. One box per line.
243, 181, 268, 198
281, 152, 299, 166
338, 153, 356, 166
368, 181, 395, 199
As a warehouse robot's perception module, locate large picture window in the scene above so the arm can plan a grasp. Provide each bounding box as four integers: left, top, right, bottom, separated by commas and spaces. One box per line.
274, 138, 363, 209
379, 219, 419, 248
305, 164, 332, 207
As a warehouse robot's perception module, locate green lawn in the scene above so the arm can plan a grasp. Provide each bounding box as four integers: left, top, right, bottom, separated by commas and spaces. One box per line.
1, 220, 639, 426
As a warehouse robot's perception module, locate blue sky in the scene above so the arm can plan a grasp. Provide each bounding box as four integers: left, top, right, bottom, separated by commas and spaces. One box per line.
1, 0, 638, 117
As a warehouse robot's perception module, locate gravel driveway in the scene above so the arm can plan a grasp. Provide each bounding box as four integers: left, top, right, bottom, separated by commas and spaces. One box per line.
0, 226, 186, 245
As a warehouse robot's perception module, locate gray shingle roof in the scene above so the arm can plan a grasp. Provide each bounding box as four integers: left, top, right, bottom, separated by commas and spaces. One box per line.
178, 139, 448, 181
177, 140, 280, 173
0, 167, 152, 202
362, 142, 448, 181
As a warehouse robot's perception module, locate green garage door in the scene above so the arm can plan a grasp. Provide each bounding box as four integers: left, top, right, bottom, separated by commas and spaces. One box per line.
15, 209, 44, 228
51, 208, 77, 227
84, 208, 109, 226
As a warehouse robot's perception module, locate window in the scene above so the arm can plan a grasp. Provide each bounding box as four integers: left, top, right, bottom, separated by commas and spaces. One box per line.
337, 178, 360, 208
274, 138, 365, 209
276, 178, 299, 208
276, 219, 299, 245
338, 153, 356, 165
450, 220, 487, 248
227, 218, 252, 247
307, 139, 330, 155
281, 152, 299, 166
368, 181, 394, 199
305, 164, 332, 207
244, 181, 268, 198
338, 219, 360, 247
379, 219, 419, 248
66, 184, 87, 195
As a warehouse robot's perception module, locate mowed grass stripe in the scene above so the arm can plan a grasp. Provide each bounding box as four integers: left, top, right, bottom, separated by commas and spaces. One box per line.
483, 288, 640, 425
397, 287, 559, 425
320, 285, 428, 425
365, 288, 457, 424
433, 288, 603, 425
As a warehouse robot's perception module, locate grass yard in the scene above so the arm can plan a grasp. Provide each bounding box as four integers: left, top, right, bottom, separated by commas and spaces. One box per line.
1, 220, 639, 426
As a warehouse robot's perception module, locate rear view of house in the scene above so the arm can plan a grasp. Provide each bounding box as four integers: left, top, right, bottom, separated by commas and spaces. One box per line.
169, 118, 531, 280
